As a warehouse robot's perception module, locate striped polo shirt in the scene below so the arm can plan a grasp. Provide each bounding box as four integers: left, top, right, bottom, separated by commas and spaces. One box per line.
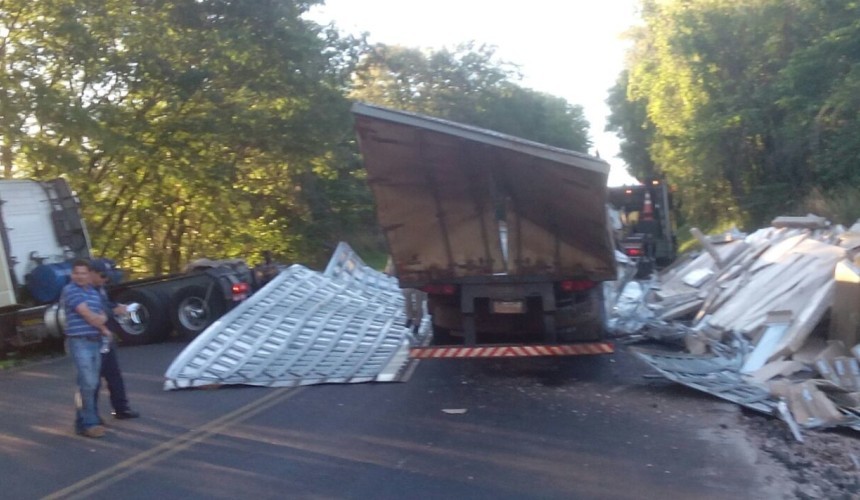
62, 282, 105, 337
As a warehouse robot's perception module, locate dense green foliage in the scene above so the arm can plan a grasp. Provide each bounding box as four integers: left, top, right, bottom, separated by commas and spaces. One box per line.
1, 0, 364, 272
0, 1, 592, 274
7, 0, 860, 272
351, 42, 591, 152
609, 0, 860, 231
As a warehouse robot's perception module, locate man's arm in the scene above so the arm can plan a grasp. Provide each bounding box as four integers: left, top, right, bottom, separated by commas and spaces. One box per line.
74, 303, 110, 335
99, 287, 127, 317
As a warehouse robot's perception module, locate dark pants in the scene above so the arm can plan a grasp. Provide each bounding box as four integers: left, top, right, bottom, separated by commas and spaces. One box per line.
97, 344, 130, 414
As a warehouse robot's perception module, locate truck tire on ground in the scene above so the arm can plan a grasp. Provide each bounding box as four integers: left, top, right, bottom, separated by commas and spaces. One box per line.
170, 285, 227, 339
578, 286, 607, 341
558, 286, 606, 342
114, 289, 171, 345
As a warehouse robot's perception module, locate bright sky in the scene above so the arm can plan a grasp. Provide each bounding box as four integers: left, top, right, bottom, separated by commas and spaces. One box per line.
305, 0, 642, 186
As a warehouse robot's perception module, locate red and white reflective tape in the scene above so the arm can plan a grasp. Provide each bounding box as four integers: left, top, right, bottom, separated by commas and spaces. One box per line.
409, 342, 614, 359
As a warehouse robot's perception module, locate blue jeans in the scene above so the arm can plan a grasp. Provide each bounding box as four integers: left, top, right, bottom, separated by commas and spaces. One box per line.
68, 337, 102, 431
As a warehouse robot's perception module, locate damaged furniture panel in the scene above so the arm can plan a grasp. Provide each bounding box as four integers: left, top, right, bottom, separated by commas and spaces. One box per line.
740, 311, 793, 374
831, 259, 860, 349
634, 347, 860, 431
769, 380, 847, 429
698, 237, 844, 345
630, 347, 775, 413
771, 214, 830, 229
622, 216, 860, 435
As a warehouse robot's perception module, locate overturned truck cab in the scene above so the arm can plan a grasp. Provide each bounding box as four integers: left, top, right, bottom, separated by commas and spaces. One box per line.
352, 103, 617, 351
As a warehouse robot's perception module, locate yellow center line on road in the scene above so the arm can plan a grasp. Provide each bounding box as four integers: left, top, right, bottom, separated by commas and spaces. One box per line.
43, 386, 306, 500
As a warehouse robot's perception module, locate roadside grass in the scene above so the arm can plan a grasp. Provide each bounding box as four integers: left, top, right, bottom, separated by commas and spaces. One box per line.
0, 357, 19, 370
1, 341, 66, 370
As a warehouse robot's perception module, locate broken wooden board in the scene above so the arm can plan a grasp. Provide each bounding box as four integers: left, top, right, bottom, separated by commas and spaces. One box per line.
746, 359, 807, 385
830, 259, 860, 349
815, 357, 860, 392
741, 311, 792, 374
771, 214, 830, 229
769, 380, 845, 428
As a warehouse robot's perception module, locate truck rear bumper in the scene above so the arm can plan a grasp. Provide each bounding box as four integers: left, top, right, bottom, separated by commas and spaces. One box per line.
410, 342, 613, 359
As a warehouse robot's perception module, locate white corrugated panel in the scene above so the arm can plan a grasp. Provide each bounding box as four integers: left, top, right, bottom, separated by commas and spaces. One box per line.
164, 243, 428, 390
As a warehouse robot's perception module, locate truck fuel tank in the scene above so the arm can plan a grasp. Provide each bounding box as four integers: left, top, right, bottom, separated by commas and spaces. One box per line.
26, 260, 124, 305
26, 262, 72, 304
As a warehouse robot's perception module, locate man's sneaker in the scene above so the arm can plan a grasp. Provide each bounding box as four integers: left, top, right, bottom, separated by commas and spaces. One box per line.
112, 409, 140, 419
78, 425, 107, 438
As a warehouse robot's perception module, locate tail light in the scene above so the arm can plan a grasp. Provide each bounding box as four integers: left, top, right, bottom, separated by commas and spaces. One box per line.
420, 283, 458, 295
559, 279, 597, 293
624, 247, 644, 257
231, 282, 251, 301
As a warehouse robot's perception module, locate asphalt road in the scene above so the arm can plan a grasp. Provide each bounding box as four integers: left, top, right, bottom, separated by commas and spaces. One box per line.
0, 341, 790, 499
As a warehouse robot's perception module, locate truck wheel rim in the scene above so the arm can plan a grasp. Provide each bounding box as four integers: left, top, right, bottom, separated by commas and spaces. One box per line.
178, 297, 209, 331
120, 307, 150, 336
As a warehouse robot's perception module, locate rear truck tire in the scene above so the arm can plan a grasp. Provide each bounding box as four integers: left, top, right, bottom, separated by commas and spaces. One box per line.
578, 285, 607, 341
170, 285, 227, 339
115, 289, 171, 345
558, 286, 606, 343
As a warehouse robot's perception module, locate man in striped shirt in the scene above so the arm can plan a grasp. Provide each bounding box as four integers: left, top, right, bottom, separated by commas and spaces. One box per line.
62, 259, 111, 438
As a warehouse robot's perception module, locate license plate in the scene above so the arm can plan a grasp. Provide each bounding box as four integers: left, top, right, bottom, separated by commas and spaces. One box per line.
492, 300, 525, 314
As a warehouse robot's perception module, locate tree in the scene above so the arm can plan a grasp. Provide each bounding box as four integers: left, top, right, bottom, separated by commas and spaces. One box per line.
612, 0, 860, 230
605, 70, 657, 181
1, 0, 366, 272
351, 42, 591, 152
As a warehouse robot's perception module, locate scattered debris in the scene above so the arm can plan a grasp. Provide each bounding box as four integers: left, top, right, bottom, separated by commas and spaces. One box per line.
776, 399, 804, 443
613, 214, 860, 436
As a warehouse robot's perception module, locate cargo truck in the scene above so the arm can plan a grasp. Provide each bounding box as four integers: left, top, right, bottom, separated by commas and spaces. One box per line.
0, 178, 261, 352
608, 179, 677, 277
352, 103, 617, 350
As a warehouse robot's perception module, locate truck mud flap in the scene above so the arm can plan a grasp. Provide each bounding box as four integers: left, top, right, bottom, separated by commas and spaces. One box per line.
410, 342, 613, 359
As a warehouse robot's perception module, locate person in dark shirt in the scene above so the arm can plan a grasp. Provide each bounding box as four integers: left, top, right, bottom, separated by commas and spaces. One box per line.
90, 259, 140, 420
61, 259, 110, 438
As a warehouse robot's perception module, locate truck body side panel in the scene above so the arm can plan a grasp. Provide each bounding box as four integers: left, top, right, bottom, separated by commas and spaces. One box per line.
0, 235, 15, 307
0, 181, 69, 289
359, 118, 505, 281
498, 151, 615, 276
352, 103, 617, 285
0, 179, 91, 305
